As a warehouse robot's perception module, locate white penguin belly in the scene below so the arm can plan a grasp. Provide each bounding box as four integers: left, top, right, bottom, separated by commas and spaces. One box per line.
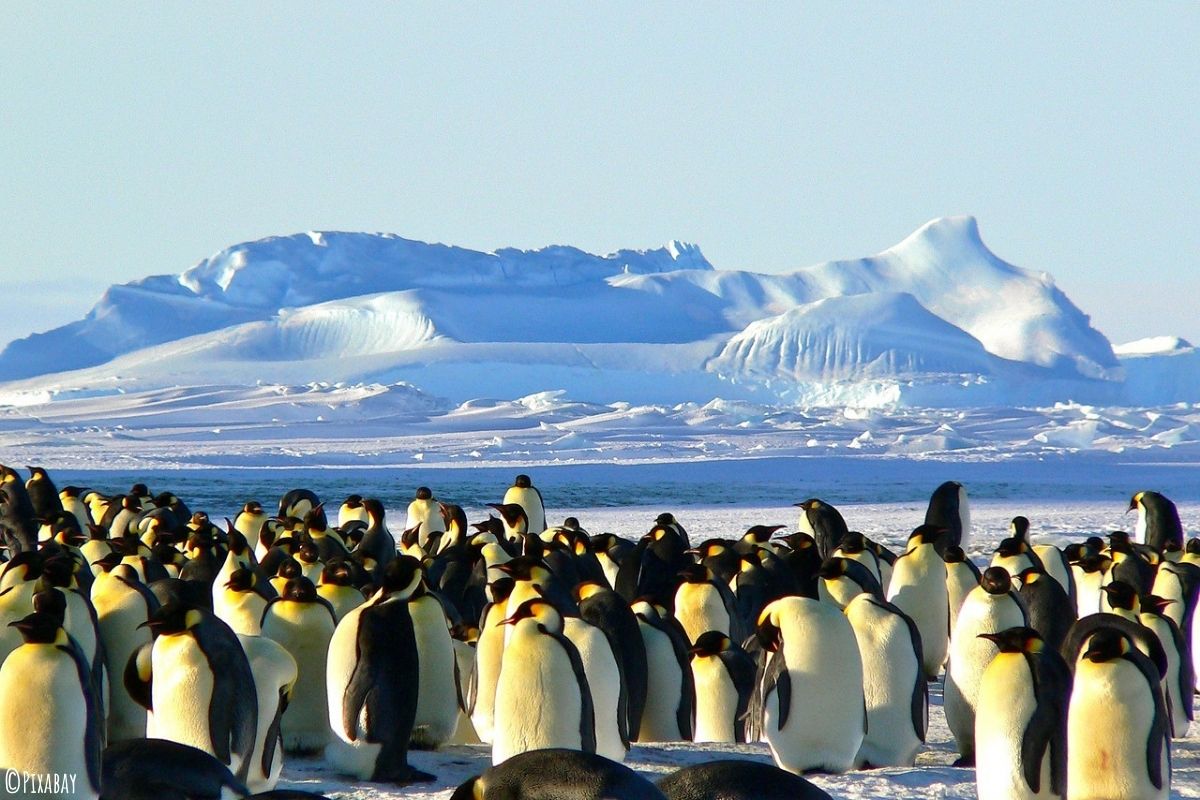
0, 645, 98, 800
237, 634, 298, 793
636, 621, 685, 742
674, 583, 729, 644
470, 616, 507, 744
564, 617, 626, 762
261, 604, 334, 752
1068, 659, 1168, 800
691, 655, 739, 743
92, 579, 152, 742
887, 548, 949, 678
847, 597, 923, 767
492, 625, 587, 765
975, 653, 1051, 800
410, 595, 459, 748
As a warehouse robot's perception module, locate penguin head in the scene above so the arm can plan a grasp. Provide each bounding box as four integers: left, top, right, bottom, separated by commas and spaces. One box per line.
908, 524, 947, 549
818, 557, 850, 581
677, 563, 712, 584
979, 567, 1013, 595
142, 601, 203, 636
513, 474, 532, 489
836, 531, 867, 554
1083, 536, 1106, 554
362, 498, 386, 525
689, 539, 728, 560
32, 587, 67, 621
414, 486, 433, 501
378, 555, 423, 599
26, 466, 47, 482
1188, 538, 1200, 556
655, 512, 677, 527
742, 525, 785, 544
297, 542, 321, 565
129, 483, 150, 500
993, 537, 1029, 559
691, 630, 735, 657
242, 501, 263, 516
1009, 516, 1030, 541
440, 503, 468, 533
342, 495, 363, 510
1077, 554, 1112, 574
776, 531, 817, 552
487, 577, 516, 604
562, 516, 581, 531
1013, 566, 1044, 586
282, 576, 319, 603
1140, 594, 1176, 616
1128, 492, 1146, 512
9, 608, 66, 646
756, 607, 784, 652
739, 551, 764, 571
573, 581, 607, 603
302, 505, 328, 533
275, 558, 303, 581
630, 598, 661, 623
942, 546, 969, 564
225, 528, 250, 556
1102, 581, 1139, 611
501, 598, 561, 631
92, 551, 124, 574
493, 556, 548, 584
978, 626, 1044, 654
1081, 628, 1133, 663
319, 560, 355, 587
225, 568, 256, 592
36, 555, 77, 591
487, 503, 528, 533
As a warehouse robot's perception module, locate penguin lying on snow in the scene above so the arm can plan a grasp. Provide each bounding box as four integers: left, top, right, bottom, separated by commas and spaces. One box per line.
101, 738, 331, 799
657, 760, 833, 800
451, 749, 665, 800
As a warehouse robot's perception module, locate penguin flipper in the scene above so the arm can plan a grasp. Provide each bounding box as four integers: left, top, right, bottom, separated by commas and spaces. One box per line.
664, 620, 696, 740
261, 686, 287, 779
60, 640, 102, 792
193, 619, 257, 772
884, 599, 928, 741
744, 648, 787, 742
1125, 648, 1171, 791
123, 642, 154, 711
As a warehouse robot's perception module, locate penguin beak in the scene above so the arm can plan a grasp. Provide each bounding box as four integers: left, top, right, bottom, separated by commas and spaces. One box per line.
757, 620, 783, 653
976, 632, 1003, 644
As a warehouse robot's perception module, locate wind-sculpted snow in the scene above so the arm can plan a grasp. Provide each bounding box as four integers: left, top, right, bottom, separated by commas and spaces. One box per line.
0, 217, 1135, 406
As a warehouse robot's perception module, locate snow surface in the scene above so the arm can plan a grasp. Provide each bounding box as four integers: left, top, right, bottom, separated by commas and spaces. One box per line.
2, 217, 1161, 407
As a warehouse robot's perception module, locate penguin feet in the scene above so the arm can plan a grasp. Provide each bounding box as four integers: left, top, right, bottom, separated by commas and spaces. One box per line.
371, 765, 437, 784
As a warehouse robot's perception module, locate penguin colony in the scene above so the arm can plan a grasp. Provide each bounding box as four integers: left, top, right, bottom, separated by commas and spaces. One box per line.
0, 465, 1194, 800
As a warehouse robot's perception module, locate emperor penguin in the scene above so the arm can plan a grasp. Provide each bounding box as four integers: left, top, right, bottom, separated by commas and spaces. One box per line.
130, 602, 258, 782
38, 555, 107, 713
0, 598, 102, 800
1067, 628, 1170, 800
235, 632, 298, 793
992, 537, 1045, 577
577, 581, 649, 739
487, 503, 529, 543
657, 760, 834, 800
925, 480, 970, 554
324, 556, 435, 783
631, 599, 694, 742
1130, 491, 1184, 553
25, 465, 62, 519
503, 474, 546, 536
492, 598, 596, 765
404, 487, 446, 550
752, 596, 865, 773
843, 592, 926, 767
817, 556, 883, 609
688, 631, 755, 743
886, 525, 950, 679
1071, 553, 1112, 617
944, 566, 1029, 764
944, 546, 981, 637
794, 498, 849, 559
831, 531, 884, 586
354, 498, 398, 582
260, 576, 337, 753
0, 552, 43, 663
1015, 566, 1077, 655
406, 577, 460, 749
214, 568, 273, 636
277, 488, 320, 521
673, 563, 738, 644
468, 578, 516, 745
61, 485, 92, 532
451, 749, 666, 800
232, 501, 269, 552
1138, 594, 1194, 738
316, 560, 366, 621
90, 560, 158, 742
974, 627, 1071, 800
562, 609, 629, 763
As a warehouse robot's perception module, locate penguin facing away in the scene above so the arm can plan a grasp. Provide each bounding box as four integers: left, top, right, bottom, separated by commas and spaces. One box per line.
0, 598, 102, 799
925, 481, 970, 554
324, 556, 435, 783
1130, 491, 1184, 553
630, 599, 694, 743
794, 498, 849, 560
886, 525, 950, 679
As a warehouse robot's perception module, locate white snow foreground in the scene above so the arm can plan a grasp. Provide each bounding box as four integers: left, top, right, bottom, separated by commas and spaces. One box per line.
10, 215, 1195, 409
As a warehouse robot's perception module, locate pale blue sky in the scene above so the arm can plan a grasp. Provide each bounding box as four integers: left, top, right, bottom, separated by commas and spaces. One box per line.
2, 4, 1197, 349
